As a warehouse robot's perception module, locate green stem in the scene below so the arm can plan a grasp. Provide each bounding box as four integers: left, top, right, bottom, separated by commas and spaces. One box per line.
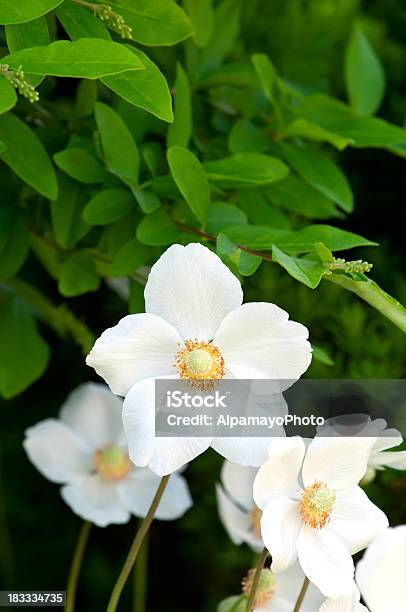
106, 476, 170, 612
245, 548, 268, 611
66, 521, 92, 612
326, 272, 406, 334
293, 576, 309, 612
133, 526, 148, 612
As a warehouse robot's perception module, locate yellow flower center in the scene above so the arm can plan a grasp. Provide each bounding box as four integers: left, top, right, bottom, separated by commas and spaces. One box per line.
300, 481, 336, 529
94, 446, 132, 481
242, 568, 276, 608
250, 505, 263, 540
174, 339, 225, 388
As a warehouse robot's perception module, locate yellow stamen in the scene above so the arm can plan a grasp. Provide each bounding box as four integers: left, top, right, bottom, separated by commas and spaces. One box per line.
300, 481, 336, 529
250, 505, 263, 540
242, 568, 276, 608
94, 446, 132, 481
174, 339, 225, 389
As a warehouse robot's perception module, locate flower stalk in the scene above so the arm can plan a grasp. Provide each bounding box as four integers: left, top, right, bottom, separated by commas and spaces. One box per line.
106, 475, 170, 612
293, 576, 310, 612
66, 521, 92, 612
244, 548, 268, 611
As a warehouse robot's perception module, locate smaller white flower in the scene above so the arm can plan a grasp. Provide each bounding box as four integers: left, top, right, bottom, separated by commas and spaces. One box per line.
356, 525, 406, 612
319, 584, 367, 611
318, 416, 406, 484
216, 460, 263, 552
23, 383, 192, 527
253, 437, 388, 598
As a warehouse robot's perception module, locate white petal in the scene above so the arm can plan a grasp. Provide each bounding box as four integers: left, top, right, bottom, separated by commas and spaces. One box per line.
319, 585, 367, 612
144, 243, 243, 340
302, 437, 376, 490
329, 487, 388, 554
220, 460, 257, 509
369, 450, 406, 470
61, 475, 129, 527
276, 563, 324, 612
211, 437, 269, 468
216, 483, 262, 550
213, 302, 312, 380
118, 469, 192, 520
24, 419, 92, 484
60, 383, 124, 450
86, 313, 182, 396
123, 378, 211, 476
297, 525, 354, 598
356, 525, 406, 612
253, 438, 305, 510
371, 422, 402, 452
261, 497, 302, 572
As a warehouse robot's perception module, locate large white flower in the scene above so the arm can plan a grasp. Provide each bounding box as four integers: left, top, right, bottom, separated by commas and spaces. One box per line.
253, 437, 388, 598
86, 243, 311, 475
319, 585, 367, 612
216, 460, 263, 552
23, 383, 192, 527
356, 525, 406, 612
318, 417, 406, 484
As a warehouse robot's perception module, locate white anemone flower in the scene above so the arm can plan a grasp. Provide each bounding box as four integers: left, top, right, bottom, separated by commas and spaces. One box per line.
318, 417, 406, 484
319, 585, 367, 611
253, 437, 388, 598
216, 460, 263, 551
23, 383, 192, 527
86, 243, 312, 475
355, 525, 406, 612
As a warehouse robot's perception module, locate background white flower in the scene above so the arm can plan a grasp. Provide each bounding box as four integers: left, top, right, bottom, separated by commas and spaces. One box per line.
319, 585, 368, 611
23, 383, 192, 527
356, 525, 406, 612
87, 243, 312, 475
216, 460, 263, 551
253, 437, 388, 598
318, 416, 406, 484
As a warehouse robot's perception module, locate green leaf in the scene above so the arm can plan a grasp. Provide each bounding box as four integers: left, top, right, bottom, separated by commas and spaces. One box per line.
0, 78, 17, 115
0, 140, 6, 154
58, 252, 100, 297
314, 241, 333, 263
53, 148, 108, 184
74, 80, 97, 119
206, 202, 247, 234
107, 0, 194, 46
216, 233, 238, 258
0, 0, 63, 25
0, 112, 57, 199
297, 94, 406, 155
136, 208, 181, 246
167, 146, 210, 225
111, 238, 150, 276
204, 154, 288, 188
0, 294, 49, 398
129, 280, 145, 313
238, 250, 262, 276
6, 16, 49, 51
184, 0, 213, 48
345, 24, 385, 116
83, 189, 135, 225
272, 245, 326, 288
228, 119, 269, 154
251, 53, 278, 107
264, 175, 337, 219
167, 64, 192, 148
0, 206, 29, 280
282, 118, 354, 151
312, 344, 334, 366
50, 173, 90, 249
95, 102, 139, 185
55, 2, 111, 40
279, 143, 353, 213
3, 39, 143, 78
238, 190, 290, 229
132, 190, 161, 214
224, 224, 376, 254
102, 48, 173, 123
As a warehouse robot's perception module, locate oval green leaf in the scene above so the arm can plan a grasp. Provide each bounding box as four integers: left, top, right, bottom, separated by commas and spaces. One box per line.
83, 189, 135, 225
167, 146, 210, 225
0, 0, 63, 25
204, 154, 289, 188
